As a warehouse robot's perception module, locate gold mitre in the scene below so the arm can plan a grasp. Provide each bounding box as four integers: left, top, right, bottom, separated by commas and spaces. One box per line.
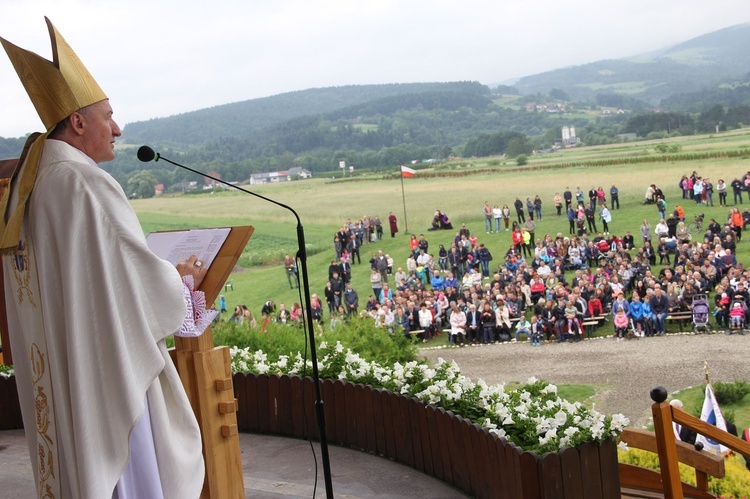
0, 17, 107, 252
0, 16, 107, 130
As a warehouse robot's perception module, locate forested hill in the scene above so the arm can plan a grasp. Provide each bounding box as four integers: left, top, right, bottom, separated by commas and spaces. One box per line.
513, 23, 750, 104
121, 81, 487, 147
4, 24, 750, 197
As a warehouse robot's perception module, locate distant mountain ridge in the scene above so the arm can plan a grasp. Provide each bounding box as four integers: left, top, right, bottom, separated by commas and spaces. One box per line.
121, 82, 485, 148
513, 23, 750, 104
117, 23, 750, 152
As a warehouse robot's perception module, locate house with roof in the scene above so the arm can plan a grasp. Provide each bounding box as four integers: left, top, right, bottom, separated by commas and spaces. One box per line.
248, 167, 312, 185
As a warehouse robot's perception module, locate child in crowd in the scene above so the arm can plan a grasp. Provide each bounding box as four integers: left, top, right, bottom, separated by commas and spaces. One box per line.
641, 295, 654, 337
564, 301, 582, 341
614, 307, 629, 341
514, 316, 531, 342
730, 302, 745, 331
529, 316, 542, 346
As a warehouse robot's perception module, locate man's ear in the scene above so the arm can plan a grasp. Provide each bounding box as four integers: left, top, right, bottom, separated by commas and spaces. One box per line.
69, 111, 86, 136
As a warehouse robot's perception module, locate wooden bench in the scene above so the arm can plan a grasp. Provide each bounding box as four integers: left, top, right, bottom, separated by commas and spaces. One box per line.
666, 311, 693, 332
582, 315, 607, 337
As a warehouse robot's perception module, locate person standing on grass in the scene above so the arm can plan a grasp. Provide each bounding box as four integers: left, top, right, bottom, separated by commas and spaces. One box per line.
693, 177, 704, 205
704, 178, 713, 206
370, 268, 383, 302
502, 203, 511, 230
596, 186, 606, 206
493, 204, 503, 233
534, 194, 543, 220
483, 201, 493, 233
526, 197, 535, 221
576, 187, 585, 206
600, 204, 612, 234
514, 197, 525, 224
284, 253, 299, 289
344, 283, 359, 316
588, 187, 598, 210
564, 188, 573, 210
567, 206, 576, 235
610, 184, 620, 209
732, 178, 744, 204
585, 204, 598, 234
717, 179, 727, 206
554, 192, 563, 217
388, 212, 398, 237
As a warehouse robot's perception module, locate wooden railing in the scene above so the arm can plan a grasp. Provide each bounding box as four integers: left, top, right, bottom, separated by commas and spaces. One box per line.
648, 386, 750, 499
619, 427, 724, 499
0, 373, 621, 498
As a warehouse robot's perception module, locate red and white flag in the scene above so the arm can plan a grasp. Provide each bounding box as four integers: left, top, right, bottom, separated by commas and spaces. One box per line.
400, 166, 416, 178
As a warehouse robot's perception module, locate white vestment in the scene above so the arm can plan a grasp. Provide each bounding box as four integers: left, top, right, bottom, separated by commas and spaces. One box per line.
3, 140, 205, 498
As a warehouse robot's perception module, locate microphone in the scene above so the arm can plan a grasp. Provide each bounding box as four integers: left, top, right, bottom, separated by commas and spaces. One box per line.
136, 145, 335, 498
136, 145, 159, 163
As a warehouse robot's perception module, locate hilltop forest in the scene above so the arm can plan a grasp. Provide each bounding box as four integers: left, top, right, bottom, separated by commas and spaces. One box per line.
1, 23, 750, 196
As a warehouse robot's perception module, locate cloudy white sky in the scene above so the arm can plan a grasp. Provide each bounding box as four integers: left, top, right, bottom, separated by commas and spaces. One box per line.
0, 0, 747, 138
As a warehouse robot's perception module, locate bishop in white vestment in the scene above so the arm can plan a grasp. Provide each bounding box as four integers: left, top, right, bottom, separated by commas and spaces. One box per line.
1, 18, 208, 499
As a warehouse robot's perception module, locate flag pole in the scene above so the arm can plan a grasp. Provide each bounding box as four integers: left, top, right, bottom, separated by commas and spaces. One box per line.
704, 360, 710, 386
400, 166, 409, 235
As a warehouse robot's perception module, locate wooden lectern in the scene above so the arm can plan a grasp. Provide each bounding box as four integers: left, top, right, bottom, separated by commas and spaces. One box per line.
169, 225, 254, 499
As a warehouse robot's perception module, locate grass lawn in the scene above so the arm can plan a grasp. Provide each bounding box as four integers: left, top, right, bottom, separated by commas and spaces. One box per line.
133, 127, 750, 328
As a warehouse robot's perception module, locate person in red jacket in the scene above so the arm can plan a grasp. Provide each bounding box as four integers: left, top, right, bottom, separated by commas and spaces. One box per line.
588, 292, 604, 317
511, 223, 524, 254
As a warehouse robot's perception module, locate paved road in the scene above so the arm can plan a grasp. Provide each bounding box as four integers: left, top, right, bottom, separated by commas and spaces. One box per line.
422, 332, 748, 427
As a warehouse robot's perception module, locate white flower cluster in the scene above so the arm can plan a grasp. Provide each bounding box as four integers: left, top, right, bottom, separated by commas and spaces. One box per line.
0, 365, 14, 379
230, 343, 629, 453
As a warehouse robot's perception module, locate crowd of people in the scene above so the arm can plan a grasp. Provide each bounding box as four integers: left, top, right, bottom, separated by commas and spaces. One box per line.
225, 172, 750, 349
318, 174, 750, 345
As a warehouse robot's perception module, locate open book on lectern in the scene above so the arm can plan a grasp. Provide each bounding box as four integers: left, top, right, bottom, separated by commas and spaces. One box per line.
146, 228, 231, 269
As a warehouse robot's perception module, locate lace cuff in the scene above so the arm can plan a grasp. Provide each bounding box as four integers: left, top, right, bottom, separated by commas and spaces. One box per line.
175, 275, 219, 337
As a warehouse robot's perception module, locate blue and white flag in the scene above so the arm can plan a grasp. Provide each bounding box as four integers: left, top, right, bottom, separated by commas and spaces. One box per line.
694, 384, 729, 455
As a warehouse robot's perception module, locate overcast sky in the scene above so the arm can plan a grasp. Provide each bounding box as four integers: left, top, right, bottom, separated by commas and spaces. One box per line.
0, 0, 748, 138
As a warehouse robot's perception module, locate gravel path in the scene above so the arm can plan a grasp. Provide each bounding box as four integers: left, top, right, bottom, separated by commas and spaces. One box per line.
421, 333, 748, 426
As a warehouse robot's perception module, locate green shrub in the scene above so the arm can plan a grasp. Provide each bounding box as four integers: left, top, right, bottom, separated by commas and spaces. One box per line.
319, 317, 418, 365
214, 321, 308, 359
516, 154, 528, 166
0, 364, 14, 378
714, 381, 750, 406
213, 317, 417, 366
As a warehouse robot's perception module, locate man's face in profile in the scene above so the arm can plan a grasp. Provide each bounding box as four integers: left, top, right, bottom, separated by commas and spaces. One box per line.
78, 100, 121, 163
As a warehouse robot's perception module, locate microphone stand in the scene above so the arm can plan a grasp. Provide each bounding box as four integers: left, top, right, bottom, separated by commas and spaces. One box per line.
142, 149, 334, 498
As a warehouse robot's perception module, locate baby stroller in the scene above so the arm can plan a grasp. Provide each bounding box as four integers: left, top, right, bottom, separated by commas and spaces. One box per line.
728, 297, 746, 335
692, 294, 711, 334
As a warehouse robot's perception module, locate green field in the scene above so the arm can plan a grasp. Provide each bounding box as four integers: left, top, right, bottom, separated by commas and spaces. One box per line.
132, 128, 750, 322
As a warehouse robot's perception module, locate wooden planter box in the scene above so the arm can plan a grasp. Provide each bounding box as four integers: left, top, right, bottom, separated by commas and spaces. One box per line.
232, 373, 620, 498
1, 373, 620, 498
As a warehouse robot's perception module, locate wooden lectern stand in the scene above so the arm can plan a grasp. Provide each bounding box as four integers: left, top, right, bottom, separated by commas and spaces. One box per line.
170, 225, 254, 499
